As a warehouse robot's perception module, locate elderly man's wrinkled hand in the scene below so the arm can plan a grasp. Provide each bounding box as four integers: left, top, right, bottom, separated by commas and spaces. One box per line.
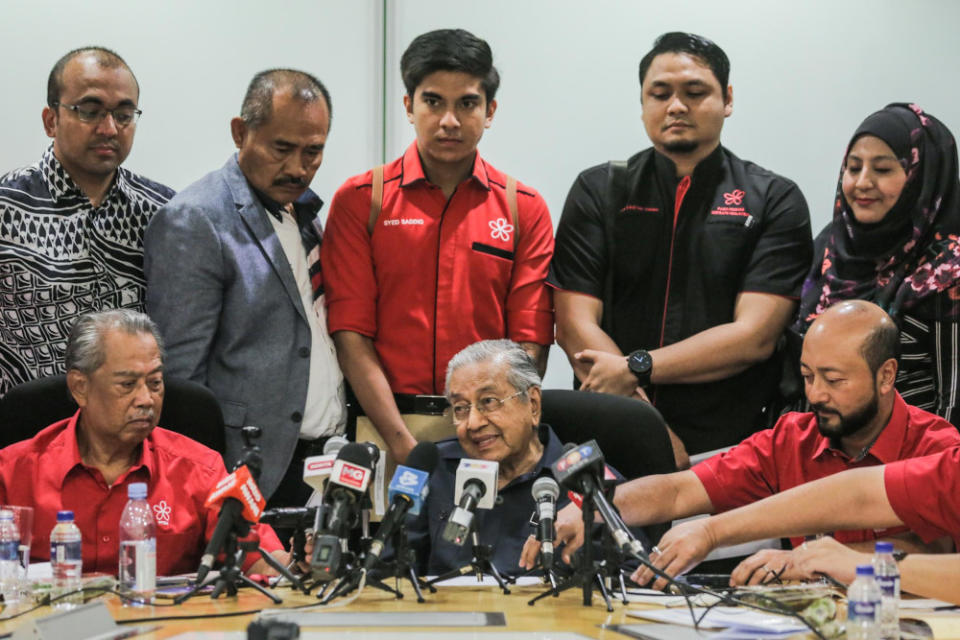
519, 501, 588, 570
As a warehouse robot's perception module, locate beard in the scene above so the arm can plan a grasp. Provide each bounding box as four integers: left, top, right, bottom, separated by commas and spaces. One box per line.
812, 389, 880, 441
663, 139, 700, 154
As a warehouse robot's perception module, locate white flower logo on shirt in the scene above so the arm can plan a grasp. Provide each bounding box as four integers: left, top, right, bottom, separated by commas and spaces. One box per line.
489, 218, 514, 242
153, 500, 172, 527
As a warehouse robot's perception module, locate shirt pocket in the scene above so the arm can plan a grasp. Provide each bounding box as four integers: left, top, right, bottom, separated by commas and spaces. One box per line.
700, 216, 756, 285
468, 243, 514, 304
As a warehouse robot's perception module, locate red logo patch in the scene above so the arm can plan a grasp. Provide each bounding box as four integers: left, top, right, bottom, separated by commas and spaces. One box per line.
723, 189, 745, 205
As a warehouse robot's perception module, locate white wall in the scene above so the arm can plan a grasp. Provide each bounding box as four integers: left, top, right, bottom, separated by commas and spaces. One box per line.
386, 0, 960, 389
4, 0, 960, 390
0, 0, 383, 204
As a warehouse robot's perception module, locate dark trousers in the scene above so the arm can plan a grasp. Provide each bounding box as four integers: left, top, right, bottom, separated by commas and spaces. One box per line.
265, 436, 332, 549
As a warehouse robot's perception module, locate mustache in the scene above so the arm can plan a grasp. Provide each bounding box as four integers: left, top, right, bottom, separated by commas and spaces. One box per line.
810, 403, 839, 416
272, 175, 307, 187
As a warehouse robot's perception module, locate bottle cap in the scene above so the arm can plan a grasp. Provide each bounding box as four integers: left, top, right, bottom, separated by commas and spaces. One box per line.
856, 564, 875, 577
0, 510, 12, 520
127, 482, 148, 499
874, 541, 894, 553
56, 510, 74, 522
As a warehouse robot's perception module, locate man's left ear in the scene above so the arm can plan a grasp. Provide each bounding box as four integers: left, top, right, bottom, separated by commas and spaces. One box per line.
484, 99, 497, 129
877, 358, 898, 394
724, 86, 733, 118
527, 385, 542, 421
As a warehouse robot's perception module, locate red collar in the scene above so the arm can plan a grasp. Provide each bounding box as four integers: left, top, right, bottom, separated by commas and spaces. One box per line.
811, 392, 909, 463
51, 410, 156, 489
399, 141, 490, 190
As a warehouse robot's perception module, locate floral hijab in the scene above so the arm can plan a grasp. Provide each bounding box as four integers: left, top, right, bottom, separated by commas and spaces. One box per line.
797, 103, 960, 329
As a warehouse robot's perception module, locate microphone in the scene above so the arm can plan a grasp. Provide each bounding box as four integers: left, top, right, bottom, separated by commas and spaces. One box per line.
302, 435, 349, 495
198, 464, 266, 583
364, 441, 439, 570
531, 476, 560, 570
551, 440, 644, 557
259, 506, 317, 528
310, 443, 375, 582
441, 459, 498, 546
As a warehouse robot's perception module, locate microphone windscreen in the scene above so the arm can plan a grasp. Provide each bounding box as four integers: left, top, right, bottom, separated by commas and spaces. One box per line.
532, 476, 560, 501
406, 441, 440, 474
337, 442, 375, 468
323, 435, 349, 455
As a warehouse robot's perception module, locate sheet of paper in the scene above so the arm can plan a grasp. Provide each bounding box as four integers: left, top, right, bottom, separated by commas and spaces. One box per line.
626, 607, 807, 635
625, 588, 722, 608
423, 575, 544, 587
27, 561, 52, 581
900, 598, 959, 610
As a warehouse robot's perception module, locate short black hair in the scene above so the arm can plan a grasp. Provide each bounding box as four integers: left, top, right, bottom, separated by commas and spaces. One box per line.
859, 321, 901, 376
47, 47, 138, 108
638, 32, 730, 100
400, 29, 500, 102
240, 68, 332, 130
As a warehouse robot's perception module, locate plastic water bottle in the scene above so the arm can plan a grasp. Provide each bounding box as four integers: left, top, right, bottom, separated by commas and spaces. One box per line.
847, 564, 881, 640
0, 510, 20, 604
118, 482, 156, 604
872, 542, 900, 640
50, 510, 83, 609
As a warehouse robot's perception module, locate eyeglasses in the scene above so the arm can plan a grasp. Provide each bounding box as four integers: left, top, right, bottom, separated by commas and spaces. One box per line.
55, 102, 142, 127
450, 390, 525, 422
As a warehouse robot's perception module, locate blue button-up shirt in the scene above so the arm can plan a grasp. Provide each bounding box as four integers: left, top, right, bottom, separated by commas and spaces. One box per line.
405, 423, 568, 577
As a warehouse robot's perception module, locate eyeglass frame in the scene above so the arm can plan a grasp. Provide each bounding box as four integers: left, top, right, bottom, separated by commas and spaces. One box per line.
449, 389, 527, 423
54, 101, 142, 127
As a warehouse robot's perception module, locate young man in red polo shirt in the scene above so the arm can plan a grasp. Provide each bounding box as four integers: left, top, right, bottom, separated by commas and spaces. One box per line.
520, 300, 960, 573
321, 29, 554, 468
0, 310, 284, 576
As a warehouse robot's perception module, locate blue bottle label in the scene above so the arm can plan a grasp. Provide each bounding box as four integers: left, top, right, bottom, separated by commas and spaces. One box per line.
0, 540, 17, 561
849, 599, 879, 621
876, 575, 899, 597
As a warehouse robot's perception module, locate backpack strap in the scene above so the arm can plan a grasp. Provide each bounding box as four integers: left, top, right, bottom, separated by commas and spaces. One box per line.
601, 161, 630, 336
367, 165, 385, 235
506, 175, 519, 251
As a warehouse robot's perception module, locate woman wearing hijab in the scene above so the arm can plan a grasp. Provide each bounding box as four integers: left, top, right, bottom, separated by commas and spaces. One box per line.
797, 103, 960, 426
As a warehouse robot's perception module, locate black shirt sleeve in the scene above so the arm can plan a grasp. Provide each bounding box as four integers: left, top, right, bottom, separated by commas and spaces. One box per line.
547, 166, 609, 298
740, 177, 813, 298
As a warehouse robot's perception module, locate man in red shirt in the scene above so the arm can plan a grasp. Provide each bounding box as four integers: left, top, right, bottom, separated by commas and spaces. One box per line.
634, 447, 960, 603
321, 29, 554, 466
0, 310, 283, 576
520, 300, 960, 573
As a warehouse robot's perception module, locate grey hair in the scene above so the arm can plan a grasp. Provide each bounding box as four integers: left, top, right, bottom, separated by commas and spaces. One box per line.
240, 68, 332, 129
65, 309, 165, 375
445, 339, 541, 398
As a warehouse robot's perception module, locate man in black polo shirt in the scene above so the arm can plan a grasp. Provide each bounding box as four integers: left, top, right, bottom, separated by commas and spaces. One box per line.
549, 32, 812, 456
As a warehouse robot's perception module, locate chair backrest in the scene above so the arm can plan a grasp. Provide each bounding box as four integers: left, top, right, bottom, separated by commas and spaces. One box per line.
0, 375, 225, 454
541, 389, 677, 541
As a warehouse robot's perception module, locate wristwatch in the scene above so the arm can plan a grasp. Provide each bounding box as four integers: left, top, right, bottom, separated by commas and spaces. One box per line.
627, 349, 654, 387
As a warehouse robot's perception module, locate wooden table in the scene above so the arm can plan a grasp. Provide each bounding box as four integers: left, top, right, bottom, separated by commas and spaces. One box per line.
0, 581, 641, 638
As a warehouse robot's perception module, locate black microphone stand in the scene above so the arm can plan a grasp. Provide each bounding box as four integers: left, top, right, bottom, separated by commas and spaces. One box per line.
425, 530, 512, 594
175, 426, 307, 604
528, 482, 613, 611
368, 524, 435, 602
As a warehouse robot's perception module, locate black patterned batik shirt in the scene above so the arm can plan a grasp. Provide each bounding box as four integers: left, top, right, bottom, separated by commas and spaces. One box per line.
0, 146, 175, 396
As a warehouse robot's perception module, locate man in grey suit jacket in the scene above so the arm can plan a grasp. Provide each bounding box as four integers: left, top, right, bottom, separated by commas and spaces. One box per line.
143, 69, 345, 504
